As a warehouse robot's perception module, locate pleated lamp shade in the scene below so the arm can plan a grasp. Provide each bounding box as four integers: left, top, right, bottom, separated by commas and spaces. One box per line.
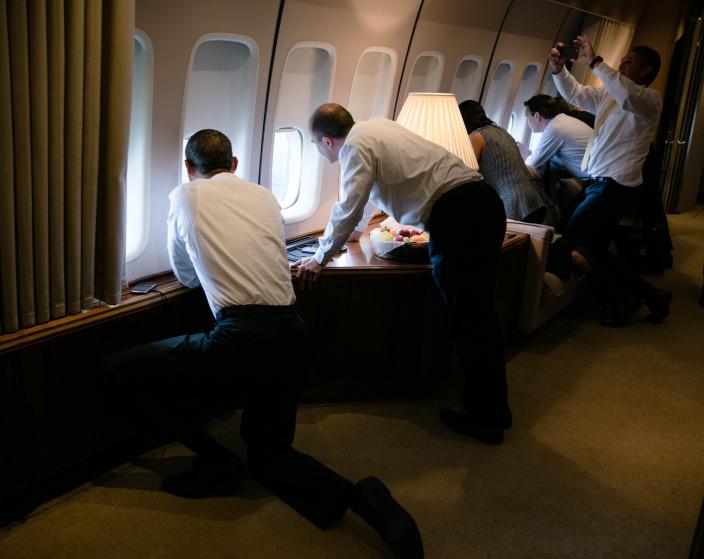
396, 92, 478, 170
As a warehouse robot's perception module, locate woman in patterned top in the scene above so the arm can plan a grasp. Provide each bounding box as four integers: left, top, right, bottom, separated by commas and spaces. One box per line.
459, 100, 552, 223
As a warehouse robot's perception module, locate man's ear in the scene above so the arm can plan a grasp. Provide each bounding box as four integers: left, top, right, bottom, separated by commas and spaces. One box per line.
641, 65, 652, 84
230, 157, 238, 173
185, 159, 196, 180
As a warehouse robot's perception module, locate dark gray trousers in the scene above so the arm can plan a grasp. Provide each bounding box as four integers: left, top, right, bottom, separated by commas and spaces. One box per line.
103, 305, 353, 529
427, 181, 509, 426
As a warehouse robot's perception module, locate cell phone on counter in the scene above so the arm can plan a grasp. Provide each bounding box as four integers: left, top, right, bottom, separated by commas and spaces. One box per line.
558, 44, 579, 63
130, 281, 157, 294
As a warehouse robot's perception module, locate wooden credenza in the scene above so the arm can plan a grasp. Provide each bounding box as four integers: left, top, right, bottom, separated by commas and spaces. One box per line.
0, 228, 527, 523
292, 230, 528, 402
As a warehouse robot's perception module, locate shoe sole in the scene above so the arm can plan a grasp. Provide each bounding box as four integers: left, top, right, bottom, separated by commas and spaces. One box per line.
646, 290, 673, 323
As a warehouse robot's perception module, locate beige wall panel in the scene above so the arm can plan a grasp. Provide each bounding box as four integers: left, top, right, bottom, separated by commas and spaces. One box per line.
267, 0, 422, 239
631, 0, 692, 209
131, 0, 279, 278
397, 0, 512, 114
482, 0, 570, 129
632, 0, 689, 94
548, 0, 645, 26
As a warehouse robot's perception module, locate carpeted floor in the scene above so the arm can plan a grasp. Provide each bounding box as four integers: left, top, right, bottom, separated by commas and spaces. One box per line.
1, 208, 703, 559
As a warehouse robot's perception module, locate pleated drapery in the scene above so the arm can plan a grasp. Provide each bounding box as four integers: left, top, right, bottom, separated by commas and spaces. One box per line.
0, 0, 134, 334
583, 18, 636, 89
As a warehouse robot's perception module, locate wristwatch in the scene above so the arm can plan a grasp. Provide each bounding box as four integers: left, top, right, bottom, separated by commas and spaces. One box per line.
589, 56, 604, 69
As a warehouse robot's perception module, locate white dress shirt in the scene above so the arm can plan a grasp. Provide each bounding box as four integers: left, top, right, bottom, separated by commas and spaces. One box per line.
167, 172, 295, 316
313, 118, 483, 265
525, 113, 592, 180
552, 63, 662, 186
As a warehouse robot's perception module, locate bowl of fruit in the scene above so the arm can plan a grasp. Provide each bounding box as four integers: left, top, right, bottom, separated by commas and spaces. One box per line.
369, 224, 430, 261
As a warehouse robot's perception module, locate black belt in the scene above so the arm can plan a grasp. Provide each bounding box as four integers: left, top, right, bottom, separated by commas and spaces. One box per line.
216, 304, 295, 321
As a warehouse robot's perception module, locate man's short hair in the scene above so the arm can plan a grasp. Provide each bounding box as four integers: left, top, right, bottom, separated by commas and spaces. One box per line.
185, 129, 233, 175
524, 94, 561, 119
630, 45, 661, 86
310, 103, 355, 139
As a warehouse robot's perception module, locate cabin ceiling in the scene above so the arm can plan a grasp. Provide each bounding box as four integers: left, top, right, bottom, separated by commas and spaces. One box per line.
547, 0, 647, 26
419, 0, 511, 30
502, 0, 571, 39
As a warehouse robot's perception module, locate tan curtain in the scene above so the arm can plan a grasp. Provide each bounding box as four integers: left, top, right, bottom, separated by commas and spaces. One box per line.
0, 0, 133, 334
583, 18, 636, 88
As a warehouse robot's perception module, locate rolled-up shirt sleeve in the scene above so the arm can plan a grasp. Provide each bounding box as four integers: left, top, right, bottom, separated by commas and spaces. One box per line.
313, 144, 375, 265
593, 62, 662, 121
553, 66, 600, 114
525, 128, 563, 170
167, 189, 201, 288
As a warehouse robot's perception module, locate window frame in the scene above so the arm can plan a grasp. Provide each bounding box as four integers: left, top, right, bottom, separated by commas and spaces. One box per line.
273, 41, 336, 225
125, 29, 154, 264
271, 126, 304, 210
450, 55, 483, 103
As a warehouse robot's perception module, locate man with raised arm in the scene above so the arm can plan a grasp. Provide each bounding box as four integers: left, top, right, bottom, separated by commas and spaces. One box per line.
547, 36, 672, 326
104, 129, 423, 559
293, 104, 512, 445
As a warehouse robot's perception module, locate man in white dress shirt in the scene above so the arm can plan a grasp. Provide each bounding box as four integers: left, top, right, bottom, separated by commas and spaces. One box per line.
523, 94, 591, 229
294, 104, 512, 445
547, 36, 672, 326
524, 94, 591, 181
104, 129, 423, 559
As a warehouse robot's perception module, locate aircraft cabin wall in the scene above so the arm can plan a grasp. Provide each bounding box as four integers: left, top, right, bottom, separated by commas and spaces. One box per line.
126, 0, 688, 283
129, 0, 280, 280
395, 0, 512, 113
261, 0, 422, 239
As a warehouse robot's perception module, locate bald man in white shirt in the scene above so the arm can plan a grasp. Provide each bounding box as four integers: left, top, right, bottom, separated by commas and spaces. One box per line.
294, 104, 511, 446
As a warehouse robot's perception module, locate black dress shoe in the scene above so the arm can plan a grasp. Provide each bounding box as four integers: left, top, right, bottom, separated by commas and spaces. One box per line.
352, 477, 423, 559
459, 406, 512, 429
439, 409, 504, 445
502, 408, 513, 430
645, 288, 673, 323
161, 454, 247, 499
600, 298, 643, 328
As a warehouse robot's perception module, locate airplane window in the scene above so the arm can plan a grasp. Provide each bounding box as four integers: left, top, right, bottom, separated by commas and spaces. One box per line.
483, 61, 514, 128
540, 76, 558, 97
272, 128, 303, 210
348, 47, 397, 122
271, 43, 335, 224
509, 64, 541, 145
451, 57, 482, 103
406, 52, 444, 98
346, 47, 396, 210
181, 35, 258, 184
126, 31, 153, 263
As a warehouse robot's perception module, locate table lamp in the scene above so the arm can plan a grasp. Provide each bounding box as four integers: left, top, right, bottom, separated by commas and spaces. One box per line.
396, 92, 478, 170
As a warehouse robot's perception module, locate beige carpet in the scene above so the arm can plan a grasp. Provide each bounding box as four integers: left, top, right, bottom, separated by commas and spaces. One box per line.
2, 208, 703, 559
